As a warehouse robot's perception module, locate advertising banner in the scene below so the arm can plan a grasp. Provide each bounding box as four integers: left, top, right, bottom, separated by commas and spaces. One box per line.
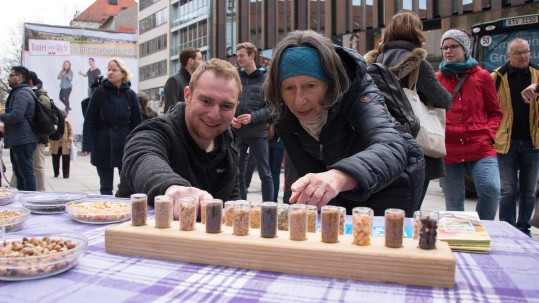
23, 23, 138, 136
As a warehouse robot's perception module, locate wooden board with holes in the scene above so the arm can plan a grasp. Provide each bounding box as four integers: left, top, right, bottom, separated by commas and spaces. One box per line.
105, 221, 455, 288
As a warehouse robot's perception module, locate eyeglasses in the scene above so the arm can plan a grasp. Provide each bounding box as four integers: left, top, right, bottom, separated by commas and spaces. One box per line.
440, 44, 461, 52
510, 50, 530, 56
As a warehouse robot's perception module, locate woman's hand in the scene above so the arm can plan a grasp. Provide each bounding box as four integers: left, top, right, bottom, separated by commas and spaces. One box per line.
289, 169, 358, 209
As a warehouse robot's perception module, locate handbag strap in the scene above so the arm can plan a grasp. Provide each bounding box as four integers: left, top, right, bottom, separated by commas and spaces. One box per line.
450, 74, 469, 100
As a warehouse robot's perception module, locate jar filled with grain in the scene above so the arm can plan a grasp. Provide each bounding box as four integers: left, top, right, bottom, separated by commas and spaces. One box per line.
289, 204, 308, 241
418, 210, 438, 250
154, 195, 172, 229
205, 199, 223, 234
352, 207, 373, 246
338, 206, 346, 235
200, 199, 209, 225
307, 205, 317, 233
130, 193, 147, 226
385, 208, 404, 248
233, 201, 250, 236
260, 202, 278, 238
224, 201, 234, 227
277, 203, 289, 231
179, 197, 196, 231
321, 206, 340, 243
250, 201, 261, 229
413, 210, 420, 240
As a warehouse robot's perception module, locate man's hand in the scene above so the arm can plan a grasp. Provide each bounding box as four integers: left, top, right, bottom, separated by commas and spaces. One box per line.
289, 169, 358, 209
231, 117, 242, 129
236, 114, 252, 125
165, 185, 213, 220
521, 83, 538, 104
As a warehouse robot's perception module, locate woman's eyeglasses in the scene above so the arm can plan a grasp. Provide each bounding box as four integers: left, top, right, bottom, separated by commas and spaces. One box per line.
440, 44, 461, 52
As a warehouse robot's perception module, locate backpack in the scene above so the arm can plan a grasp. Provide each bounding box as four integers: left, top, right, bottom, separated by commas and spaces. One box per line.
22, 88, 65, 140
366, 63, 420, 138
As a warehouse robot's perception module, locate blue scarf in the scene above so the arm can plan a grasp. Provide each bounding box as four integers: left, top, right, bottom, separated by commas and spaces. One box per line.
439, 54, 479, 77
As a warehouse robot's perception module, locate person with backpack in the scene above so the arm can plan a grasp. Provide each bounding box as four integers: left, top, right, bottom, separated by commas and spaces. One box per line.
264, 30, 425, 216
0, 66, 39, 191
436, 29, 503, 220
82, 58, 143, 195
364, 10, 452, 210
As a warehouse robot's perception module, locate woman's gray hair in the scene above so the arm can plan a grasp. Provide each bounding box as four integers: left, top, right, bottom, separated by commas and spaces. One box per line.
264, 30, 350, 118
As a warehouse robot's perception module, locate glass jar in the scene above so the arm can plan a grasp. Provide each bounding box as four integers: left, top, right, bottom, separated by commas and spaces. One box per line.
277, 203, 290, 231
179, 197, 196, 231
338, 206, 346, 235
417, 210, 438, 250
289, 204, 308, 241
307, 205, 317, 233
233, 201, 250, 236
260, 202, 278, 238
352, 207, 373, 246
250, 201, 261, 229
385, 208, 404, 248
205, 199, 223, 234
130, 193, 147, 226
321, 206, 340, 243
154, 195, 172, 229
224, 201, 235, 227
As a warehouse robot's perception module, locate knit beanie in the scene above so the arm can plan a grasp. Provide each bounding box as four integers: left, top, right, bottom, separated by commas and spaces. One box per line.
441, 29, 471, 54
279, 46, 329, 84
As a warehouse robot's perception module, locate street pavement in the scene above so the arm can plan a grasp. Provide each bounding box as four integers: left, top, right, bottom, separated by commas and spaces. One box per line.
2, 147, 537, 240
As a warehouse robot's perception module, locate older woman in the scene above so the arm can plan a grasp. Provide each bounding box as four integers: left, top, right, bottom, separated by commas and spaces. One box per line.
264, 30, 425, 216
436, 29, 502, 220
82, 58, 142, 195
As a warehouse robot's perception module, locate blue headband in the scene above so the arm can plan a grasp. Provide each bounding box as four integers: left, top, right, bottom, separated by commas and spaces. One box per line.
278, 46, 329, 84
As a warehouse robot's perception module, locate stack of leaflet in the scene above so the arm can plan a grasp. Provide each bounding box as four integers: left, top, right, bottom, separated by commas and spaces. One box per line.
437, 211, 491, 253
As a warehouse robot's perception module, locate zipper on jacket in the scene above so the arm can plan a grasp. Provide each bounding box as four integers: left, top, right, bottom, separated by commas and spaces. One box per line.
319, 144, 324, 161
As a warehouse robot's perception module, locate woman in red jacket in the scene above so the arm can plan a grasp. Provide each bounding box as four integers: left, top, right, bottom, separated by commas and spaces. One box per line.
436, 29, 503, 220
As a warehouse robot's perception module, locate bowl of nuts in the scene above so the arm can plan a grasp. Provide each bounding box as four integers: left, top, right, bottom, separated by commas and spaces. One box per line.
0, 187, 19, 206
65, 198, 131, 224
0, 207, 31, 232
19, 192, 88, 214
0, 232, 88, 281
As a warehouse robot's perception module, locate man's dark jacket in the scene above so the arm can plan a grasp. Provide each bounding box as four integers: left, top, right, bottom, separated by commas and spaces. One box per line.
164, 67, 190, 113
276, 46, 425, 217
234, 67, 272, 139
116, 103, 241, 206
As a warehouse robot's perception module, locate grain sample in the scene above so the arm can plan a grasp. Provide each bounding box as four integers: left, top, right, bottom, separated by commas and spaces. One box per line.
307, 205, 317, 233
179, 197, 196, 231
154, 195, 172, 229
131, 193, 147, 226
338, 206, 346, 235
233, 201, 250, 236
321, 206, 340, 243
385, 208, 404, 248
277, 204, 289, 231
289, 204, 307, 241
205, 199, 223, 234
352, 207, 373, 246
224, 201, 234, 227
260, 202, 277, 238
418, 211, 438, 250
250, 202, 261, 229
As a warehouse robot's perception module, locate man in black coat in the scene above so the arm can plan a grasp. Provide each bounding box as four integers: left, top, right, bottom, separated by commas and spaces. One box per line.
164, 47, 202, 113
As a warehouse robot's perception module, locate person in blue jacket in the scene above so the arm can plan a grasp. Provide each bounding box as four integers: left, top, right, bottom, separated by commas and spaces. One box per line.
82, 58, 142, 195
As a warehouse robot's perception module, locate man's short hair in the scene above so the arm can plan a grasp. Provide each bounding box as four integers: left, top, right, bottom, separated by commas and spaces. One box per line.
11, 66, 30, 82
189, 58, 242, 97
179, 47, 201, 67
236, 42, 257, 57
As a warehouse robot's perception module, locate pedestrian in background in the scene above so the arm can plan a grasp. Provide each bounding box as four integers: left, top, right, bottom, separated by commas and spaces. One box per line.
50, 109, 73, 179
58, 60, 73, 111
436, 29, 502, 220
492, 38, 539, 236
82, 58, 142, 195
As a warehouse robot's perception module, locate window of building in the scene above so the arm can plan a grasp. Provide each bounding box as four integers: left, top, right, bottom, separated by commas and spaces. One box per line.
139, 8, 168, 34
140, 0, 160, 11
139, 34, 167, 58
139, 60, 167, 81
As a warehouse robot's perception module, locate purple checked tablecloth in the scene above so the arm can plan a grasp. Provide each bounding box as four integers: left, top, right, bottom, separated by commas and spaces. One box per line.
1, 198, 538, 303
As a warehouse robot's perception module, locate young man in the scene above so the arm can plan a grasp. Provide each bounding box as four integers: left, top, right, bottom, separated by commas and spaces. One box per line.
0, 66, 39, 191
117, 59, 242, 220
232, 42, 274, 202
492, 38, 539, 236
164, 47, 203, 113
79, 58, 102, 97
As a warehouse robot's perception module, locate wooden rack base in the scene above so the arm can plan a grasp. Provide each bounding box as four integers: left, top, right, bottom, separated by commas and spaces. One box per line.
105, 221, 455, 288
